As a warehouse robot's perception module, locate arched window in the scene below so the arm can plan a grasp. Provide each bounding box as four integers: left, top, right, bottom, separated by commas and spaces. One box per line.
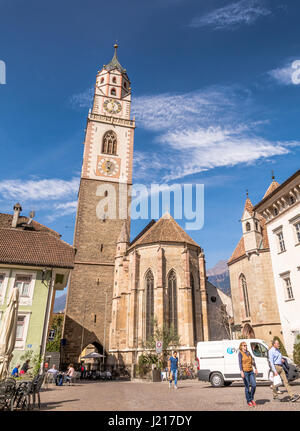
168, 270, 178, 334
190, 273, 197, 343
240, 274, 250, 318
246, 222, 251, 232
100, 77, 104, 84
145, 270, 154, 340
112, 77, 117, 83
102, 130, 117, 155
111, 88, 116, 96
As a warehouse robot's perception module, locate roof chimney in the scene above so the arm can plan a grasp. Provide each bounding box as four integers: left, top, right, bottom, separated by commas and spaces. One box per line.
12, 203, 22, 228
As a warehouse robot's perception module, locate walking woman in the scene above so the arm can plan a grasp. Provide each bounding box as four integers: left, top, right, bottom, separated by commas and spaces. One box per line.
238, 341, 258, 407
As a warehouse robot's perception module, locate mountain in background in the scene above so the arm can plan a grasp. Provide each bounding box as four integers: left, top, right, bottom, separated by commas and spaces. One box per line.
207, 260, 231, 296
54, 260, 231, 311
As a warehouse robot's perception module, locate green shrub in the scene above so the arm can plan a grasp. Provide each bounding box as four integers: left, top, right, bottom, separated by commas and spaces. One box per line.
293, 334, 300, 366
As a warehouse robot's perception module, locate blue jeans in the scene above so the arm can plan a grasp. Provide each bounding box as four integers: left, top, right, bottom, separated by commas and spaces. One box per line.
243, 371, 256, 402
170, 369, 178, 386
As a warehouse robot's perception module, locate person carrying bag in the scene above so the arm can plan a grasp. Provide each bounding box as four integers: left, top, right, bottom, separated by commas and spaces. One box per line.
238, 341, 258, 407
269, 339, 299, 402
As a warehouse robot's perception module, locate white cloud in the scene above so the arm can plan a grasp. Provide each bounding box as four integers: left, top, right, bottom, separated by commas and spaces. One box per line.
159, 127, 292, 181
268, 60, 300, 86
0, 177, 79, 201
190, 0, 271, 30
69, 88, 93, 108
46, 201, 78, 221
131, 87, 300, 181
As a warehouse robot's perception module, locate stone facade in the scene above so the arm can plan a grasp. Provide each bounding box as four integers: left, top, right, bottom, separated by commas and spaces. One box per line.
63, 45, 232, 370
228, 194, 282, 346
254, 171, 300, 355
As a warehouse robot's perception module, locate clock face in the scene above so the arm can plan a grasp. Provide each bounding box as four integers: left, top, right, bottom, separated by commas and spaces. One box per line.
103, 98, 122, 114
97, 158, 120, 177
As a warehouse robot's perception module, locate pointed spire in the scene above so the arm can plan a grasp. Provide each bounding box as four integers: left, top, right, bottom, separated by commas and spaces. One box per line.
104, 42, 125, 73
263, 172, 280, 199
243, 193, 254, 216
117, 220, 129, 244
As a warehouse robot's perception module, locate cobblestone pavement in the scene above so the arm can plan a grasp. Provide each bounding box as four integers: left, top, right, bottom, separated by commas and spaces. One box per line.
39, 379, 300, 411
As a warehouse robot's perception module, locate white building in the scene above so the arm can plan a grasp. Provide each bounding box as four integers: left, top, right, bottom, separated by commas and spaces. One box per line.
254, 170, 300, 355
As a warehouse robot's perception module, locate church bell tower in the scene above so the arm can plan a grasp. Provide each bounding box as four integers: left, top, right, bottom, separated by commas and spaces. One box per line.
62, 44, 135, 365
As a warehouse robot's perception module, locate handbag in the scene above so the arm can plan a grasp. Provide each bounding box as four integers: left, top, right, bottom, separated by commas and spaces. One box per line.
273, 374, 282, 387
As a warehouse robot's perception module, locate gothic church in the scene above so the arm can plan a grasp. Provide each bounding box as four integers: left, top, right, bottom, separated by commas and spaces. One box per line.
62, 45, 230, 370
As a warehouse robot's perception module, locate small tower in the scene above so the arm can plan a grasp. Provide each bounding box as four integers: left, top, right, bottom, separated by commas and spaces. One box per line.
241, 192, 262, 253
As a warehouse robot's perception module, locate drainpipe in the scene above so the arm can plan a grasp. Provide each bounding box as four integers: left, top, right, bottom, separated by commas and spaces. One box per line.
40, 269, 55, 373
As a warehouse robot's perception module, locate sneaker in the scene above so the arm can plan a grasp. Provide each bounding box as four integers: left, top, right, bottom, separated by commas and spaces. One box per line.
247, 402, 253, 407
251, 401, 257, 406
291, 394, 300, 402
277, 389, 283, 394
174, 385, 178, 390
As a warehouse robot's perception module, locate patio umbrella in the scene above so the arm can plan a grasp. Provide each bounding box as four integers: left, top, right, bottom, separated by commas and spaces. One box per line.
0, 287, 19, 380
81, 352, 104, 359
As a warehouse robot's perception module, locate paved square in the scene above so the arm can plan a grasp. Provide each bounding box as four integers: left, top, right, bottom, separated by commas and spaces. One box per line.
40, 379, 300, 411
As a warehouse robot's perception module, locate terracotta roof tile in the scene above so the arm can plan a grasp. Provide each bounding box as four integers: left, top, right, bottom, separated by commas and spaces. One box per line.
228, 213, 269, 265
0, 229, 75, 269
128, 212, 200, 249
243, 197, 254, 216
263, 180, 280, 199
0, 213, 61, 238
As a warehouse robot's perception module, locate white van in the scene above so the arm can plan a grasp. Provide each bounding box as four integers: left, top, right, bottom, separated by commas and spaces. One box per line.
196, 339, 271, 387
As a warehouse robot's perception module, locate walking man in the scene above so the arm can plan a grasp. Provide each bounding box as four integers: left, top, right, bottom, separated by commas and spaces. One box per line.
168, 351, 178, 390
269, 339, 300, 402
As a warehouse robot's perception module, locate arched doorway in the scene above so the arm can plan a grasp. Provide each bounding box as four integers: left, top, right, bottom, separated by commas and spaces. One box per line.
78, 341, 105, 371
242, 323, 255, 339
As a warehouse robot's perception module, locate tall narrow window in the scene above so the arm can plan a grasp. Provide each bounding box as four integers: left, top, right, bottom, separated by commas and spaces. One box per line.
284, 277, 294, 300
145, 270, 154, 339
16, 315, 26, 340
240, 274, 250, 318
102, 130, 117, 155
0, 274, 4, 296
246, 222, 251, 232
277, 232, 286, 253
111, 88, 116, 96
190, 273, 197, 343
295, 222, 300, 243
168, 270, 178, 334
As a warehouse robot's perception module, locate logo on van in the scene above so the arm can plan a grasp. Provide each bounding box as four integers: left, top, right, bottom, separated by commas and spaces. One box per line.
227, 347, 238, 354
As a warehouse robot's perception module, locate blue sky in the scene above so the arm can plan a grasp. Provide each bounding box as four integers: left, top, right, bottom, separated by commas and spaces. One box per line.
0, 0, 300, 290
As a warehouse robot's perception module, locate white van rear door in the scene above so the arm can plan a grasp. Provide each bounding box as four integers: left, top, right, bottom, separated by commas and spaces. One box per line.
224, 342, 241, 380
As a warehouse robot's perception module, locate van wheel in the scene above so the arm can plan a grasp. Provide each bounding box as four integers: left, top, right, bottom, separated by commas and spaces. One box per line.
210, 372, 224, 388
224, 381, 232, 387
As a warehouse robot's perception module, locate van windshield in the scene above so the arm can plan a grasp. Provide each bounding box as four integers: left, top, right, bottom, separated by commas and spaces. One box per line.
251, 342, 268, 358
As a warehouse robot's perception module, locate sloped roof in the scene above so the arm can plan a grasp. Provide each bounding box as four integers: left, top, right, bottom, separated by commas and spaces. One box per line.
243, 197, 254, 216
128, 212, 200, 250
263, 179, 280, 199
0, 228, 75, 269
0, 213, 60, 238
104, 44, 126, 74
227, 213, 269, 265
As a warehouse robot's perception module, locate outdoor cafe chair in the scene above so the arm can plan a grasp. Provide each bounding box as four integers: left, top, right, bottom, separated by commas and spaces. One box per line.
0, 378, 16, 411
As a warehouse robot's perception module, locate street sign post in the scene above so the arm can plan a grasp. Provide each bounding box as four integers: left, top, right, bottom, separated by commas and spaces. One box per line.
155, 340, 162, 354
48, 329, 55, 340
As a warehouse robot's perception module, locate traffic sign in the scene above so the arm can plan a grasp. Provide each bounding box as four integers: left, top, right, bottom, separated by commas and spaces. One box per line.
155, 340, 162, 354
